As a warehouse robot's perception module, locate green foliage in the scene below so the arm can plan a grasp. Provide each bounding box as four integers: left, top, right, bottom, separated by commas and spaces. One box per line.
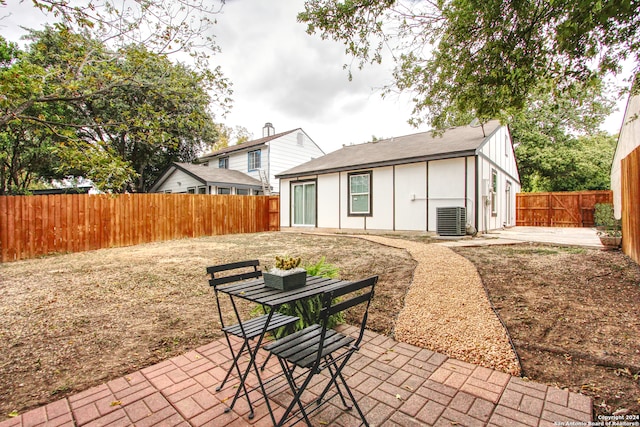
511, 79, 617, 192
253, 257, 344, 337
304, 256, 340, 278
0, 26, 230, 194
299, 0, 639, 130
594, 203, 621, 237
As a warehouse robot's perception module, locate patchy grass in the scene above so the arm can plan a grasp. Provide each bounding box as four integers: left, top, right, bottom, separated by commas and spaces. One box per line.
0, 232, 415, 418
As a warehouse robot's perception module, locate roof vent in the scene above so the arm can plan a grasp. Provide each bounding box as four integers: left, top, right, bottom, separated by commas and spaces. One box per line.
263, 122, 275, 137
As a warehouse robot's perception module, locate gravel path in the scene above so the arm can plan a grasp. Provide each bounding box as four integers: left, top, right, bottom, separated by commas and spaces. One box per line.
355, 235, 521, 376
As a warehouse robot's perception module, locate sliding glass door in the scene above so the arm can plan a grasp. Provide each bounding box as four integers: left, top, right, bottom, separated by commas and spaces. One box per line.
292, 182, 316, 226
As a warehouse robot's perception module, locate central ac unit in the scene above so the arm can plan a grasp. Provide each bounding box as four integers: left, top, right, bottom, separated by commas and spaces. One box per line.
436, 207, 467, 236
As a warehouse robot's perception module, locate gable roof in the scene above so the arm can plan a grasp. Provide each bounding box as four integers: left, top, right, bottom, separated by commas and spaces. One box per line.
150, 162, 263, 192
276, 121, 501, 178
198, 129, 300, 160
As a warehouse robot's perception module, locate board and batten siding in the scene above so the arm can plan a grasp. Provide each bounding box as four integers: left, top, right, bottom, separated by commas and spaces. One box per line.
476, 126, 521, 231
395, 163, 428, 231
280, 125, 520, 232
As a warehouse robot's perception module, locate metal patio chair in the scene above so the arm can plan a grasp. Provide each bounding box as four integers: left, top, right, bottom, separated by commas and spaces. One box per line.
206, 260, 299, 419
264, 275, 378, 427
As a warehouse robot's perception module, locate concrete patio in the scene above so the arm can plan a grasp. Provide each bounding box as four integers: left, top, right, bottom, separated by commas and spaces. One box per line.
1, 325, 592, 427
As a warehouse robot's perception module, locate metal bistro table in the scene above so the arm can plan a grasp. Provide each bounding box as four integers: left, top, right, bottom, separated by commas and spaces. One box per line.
216, 275, 351, 425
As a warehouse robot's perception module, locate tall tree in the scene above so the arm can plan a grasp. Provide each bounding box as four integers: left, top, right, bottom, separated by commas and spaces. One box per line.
299, 0, 639, 129
511, 79, 616, 191
0, 27, 227, 193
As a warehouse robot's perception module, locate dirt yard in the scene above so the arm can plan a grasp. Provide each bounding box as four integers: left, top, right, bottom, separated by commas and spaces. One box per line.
0, 232, 415, 418
455, 244, 640, 418
1, 232, 639, 421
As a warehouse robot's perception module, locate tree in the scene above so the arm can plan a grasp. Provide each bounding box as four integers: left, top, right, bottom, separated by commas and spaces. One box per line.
511, 80, 617, 192
299, 0, 640, 129
0, 27, 227, 193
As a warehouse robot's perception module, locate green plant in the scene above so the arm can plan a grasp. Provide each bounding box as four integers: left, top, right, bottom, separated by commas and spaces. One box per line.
253, 257, 344, 337
594, 203, 621, 237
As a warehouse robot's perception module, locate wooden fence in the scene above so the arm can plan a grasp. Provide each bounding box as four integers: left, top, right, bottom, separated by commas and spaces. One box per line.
0, 194, 280, 262
621, 146, 640, 264
516, 190, 613, 227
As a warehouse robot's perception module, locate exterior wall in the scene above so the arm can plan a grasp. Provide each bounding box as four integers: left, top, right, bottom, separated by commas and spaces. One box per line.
206, 131, 324, 194
612, 94, 640, 218
317, 174, 340, 228
279, 125, 520, 232
154, 169, 205, 194
395, 163, 428, 231
270, 131, 325, 193
427, 158, 468, 231
280, 178, 291, 226
476, 126, 521, 232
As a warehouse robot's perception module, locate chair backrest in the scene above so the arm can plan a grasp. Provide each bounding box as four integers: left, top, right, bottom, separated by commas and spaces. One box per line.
319, 275, 378, 351
206, 260, 262, 289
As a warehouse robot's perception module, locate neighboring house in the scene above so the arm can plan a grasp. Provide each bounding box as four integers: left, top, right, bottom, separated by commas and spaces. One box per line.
150, 162, 264, 195
196, 123, 325, 194
611, 91, 640, 219
277, 121, 520, 234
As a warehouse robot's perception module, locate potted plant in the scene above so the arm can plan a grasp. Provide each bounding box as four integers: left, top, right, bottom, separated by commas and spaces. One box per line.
263, 255, 307, 290
594, 203, 622, 249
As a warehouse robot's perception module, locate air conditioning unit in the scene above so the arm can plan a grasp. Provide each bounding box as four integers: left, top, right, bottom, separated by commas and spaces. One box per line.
436, 207, 467, 236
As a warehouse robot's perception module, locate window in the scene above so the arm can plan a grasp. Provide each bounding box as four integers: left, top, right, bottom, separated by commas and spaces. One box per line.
236, 188, 250, 196
491, 169, 498, 216
248, 150, 261, 171
348, 172, 372, 216
198, 186, 207, 194
187, 187, 196, 194
218, 157, 229, 169
217, 187, 231, 195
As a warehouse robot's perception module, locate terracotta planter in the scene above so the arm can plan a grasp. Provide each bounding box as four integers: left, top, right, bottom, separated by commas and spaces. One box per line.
263, 270, 307, 291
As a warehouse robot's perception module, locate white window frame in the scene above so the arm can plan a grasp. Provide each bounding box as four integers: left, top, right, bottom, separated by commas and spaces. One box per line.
219, 157, 229, 169
248, 150, 261, 171
491, 168, 498, 216
348, 171, 372, 216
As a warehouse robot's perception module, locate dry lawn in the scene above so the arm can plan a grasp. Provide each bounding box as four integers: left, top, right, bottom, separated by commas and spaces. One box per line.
0, 232, 415, 418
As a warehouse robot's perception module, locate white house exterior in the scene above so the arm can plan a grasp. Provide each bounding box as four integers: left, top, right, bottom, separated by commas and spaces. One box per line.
196, 123, 325, 194
611, 92, 640, 219
277, 121, 521, 234
150, 162, 264, 195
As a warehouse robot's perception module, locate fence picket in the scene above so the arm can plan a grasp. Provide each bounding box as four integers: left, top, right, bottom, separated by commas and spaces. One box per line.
516, 190, 613, 227
0, 194, 278, 262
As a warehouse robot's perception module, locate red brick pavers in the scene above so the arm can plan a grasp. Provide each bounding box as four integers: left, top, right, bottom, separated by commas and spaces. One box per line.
1, 326, 592, 427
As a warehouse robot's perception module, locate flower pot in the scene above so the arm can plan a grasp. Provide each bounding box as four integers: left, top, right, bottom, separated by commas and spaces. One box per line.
599, 235, 622, 249
263, 270, 307, 291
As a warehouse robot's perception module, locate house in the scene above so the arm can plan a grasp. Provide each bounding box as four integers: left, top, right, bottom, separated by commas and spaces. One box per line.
150, 162, 264, 195
611, 90, 640, 219
196, 123, 325, 194
276, 121, 520, 234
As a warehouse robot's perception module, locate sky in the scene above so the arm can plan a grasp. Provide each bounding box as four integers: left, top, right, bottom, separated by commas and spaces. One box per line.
0, 0, 630, 154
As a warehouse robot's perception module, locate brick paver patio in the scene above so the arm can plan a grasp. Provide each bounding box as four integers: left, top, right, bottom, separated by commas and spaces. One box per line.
1, 325, 592, 427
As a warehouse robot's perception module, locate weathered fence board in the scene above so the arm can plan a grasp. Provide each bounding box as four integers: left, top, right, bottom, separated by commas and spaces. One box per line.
0, 194, 280, 262
516, 190, 613, 227
622, 146, 640, 264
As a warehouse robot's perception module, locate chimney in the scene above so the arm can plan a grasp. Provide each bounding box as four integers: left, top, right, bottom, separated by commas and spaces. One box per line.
262, 122, 275, 137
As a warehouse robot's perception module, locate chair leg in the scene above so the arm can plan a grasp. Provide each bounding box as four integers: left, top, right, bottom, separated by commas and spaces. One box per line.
336, 367, 369, 427
322, 357, 352, 410
217, 334, 248, 392
316, 353, 353, 408
276, 358, 315, 427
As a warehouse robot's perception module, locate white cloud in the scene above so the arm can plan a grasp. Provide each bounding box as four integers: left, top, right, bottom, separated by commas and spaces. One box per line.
2, 0, 628, 153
